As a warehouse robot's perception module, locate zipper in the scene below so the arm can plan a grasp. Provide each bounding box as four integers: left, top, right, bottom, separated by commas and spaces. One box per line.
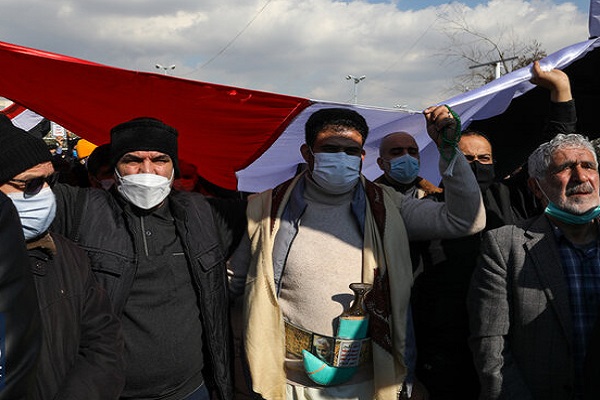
140, 215, 149, 257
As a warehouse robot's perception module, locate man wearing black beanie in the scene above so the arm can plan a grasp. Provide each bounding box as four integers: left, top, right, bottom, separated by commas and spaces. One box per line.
0, 114, 124, 399
51, 116, 247, 400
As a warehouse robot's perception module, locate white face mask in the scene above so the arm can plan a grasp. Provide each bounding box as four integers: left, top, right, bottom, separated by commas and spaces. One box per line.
311, 152, 361, 194
7, 186, 57, 240
116, 170, 173, 210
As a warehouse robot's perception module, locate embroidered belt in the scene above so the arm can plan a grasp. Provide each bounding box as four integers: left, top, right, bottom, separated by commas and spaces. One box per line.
284, 320, 372, 368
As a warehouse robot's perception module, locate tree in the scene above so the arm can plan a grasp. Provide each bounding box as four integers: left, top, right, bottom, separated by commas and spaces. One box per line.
437, 5, 547, 92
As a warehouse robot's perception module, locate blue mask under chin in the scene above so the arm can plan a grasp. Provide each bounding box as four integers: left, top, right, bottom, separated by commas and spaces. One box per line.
544, 202, 600, 225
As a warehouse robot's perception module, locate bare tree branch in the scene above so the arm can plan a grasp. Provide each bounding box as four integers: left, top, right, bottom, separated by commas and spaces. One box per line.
436, 5, 546, 94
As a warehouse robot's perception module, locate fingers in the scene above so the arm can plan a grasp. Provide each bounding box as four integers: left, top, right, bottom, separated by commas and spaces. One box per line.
424, 105, 458, 146
424, 105, 453, 126
530, 60, 542, 83
529, 61, 571, 101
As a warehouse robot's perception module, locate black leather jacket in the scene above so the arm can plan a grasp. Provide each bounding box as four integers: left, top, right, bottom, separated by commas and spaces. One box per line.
52, 185, 246, 400
0, 193, 41, 400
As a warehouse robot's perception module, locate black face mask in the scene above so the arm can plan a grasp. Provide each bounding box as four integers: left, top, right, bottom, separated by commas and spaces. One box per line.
469, 161, 495, 191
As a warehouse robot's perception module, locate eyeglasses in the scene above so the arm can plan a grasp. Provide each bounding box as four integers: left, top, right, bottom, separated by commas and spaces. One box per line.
9, 173, 59, 197
313, 145, 363, 157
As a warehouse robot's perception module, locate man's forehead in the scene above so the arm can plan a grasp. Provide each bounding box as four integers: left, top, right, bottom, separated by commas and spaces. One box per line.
382, 132, 417, 148
316, 127, 363, 144
551, 146, 596, 162
122, 150, 170, 159
459, 135, 491, 150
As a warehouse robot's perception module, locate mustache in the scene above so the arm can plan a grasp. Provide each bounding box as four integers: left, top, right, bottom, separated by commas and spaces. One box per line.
565, 182, 595, 196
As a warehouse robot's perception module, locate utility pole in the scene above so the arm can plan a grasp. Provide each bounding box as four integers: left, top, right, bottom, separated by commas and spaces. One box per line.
469, 57, 517, 79
346, 75, 366, 104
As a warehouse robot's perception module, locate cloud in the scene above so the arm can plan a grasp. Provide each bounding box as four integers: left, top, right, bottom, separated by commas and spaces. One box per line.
0, 0, 589, 110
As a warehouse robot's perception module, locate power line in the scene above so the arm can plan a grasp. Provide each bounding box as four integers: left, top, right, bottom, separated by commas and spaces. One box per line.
183, 0, 274, 77
374, 3, 451, 79
366, 3, 452, 107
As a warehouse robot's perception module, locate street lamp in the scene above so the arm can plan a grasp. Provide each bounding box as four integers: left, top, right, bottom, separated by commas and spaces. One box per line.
346, 75, 366, 104
155, 64, 176, 75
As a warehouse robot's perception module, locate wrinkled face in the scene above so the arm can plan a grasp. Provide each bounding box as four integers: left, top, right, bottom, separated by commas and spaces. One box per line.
0, 162, 54, 196
377, 132, 419, 173
116, 151, 174, 179
459, 135, 493, 164
301, 126, 365, 170
539, 147, 600, 214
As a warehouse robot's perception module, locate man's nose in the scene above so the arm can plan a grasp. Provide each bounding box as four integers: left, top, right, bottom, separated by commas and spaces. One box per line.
140, 159, 153, 173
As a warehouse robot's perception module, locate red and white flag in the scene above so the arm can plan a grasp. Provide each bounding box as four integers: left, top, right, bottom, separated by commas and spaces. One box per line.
0, 102, 48, 138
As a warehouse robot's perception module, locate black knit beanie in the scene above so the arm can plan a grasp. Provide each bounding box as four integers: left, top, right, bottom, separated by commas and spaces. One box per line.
0, 114, 52, 185
110, 117, 179, 177
87, 143, 111, 177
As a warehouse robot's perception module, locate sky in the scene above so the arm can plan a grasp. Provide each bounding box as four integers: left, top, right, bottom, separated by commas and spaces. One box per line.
0, 0, 593, 111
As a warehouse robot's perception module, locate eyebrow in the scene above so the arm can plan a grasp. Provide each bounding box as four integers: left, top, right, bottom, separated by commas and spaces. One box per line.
553, 160, 597, 170
389, 146, 418, 151
320, 144, 362, 151
120, 154, 171, 162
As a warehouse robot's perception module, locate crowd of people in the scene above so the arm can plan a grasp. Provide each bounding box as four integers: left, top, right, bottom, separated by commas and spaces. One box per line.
0, 62, 598, 400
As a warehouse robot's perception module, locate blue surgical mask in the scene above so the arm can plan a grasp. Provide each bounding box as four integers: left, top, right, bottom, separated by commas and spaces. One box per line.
311, 152, 361, 194
544, 202, 600, 225
388, 154, 420, 184
7, 186, 57, 240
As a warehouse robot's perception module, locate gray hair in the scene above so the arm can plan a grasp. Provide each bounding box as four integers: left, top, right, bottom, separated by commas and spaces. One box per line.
528, 133, 597, 180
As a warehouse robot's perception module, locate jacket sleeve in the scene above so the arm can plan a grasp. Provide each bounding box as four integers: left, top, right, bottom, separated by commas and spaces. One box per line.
0, 194, 42, 400
467, 230, 532, 400
50, 183, 89, 241
55, 255, 125, 400
392, 152, 486, 241
543, 99, 577, 139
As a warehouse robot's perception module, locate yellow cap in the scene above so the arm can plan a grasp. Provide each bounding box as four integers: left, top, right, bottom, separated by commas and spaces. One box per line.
75, 139, 97, 159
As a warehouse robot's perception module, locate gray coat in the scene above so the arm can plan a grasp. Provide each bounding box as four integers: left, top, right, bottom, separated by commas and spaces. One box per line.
467, 215, 579, 400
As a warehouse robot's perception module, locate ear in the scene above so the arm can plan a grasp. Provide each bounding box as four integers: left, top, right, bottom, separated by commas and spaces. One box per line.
300, 144, 312, 164
376, 156, 385, 171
